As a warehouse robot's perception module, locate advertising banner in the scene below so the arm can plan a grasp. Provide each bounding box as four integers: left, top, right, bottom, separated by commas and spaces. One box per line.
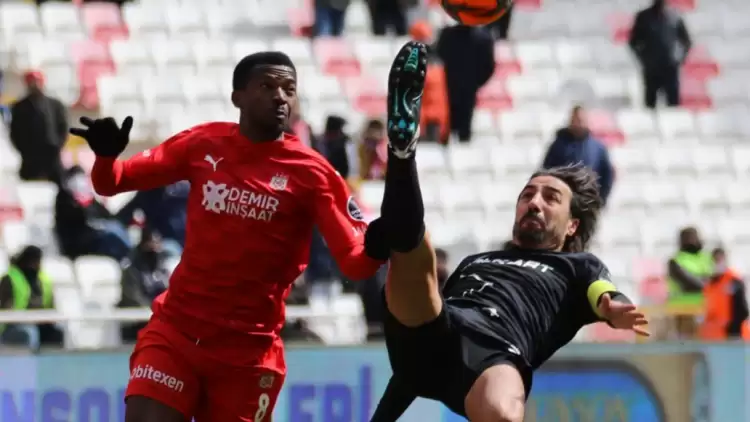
0, 344, 741, 422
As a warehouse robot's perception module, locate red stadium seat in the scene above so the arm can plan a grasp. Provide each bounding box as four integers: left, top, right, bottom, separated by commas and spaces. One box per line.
71, 39, 115, 109
514, 0, 542, 10
0, 187, 23, 225
493, 42, 521, 78
313, 38, 361, 77
667, 0, 695, 11
342, 75, 386, 116
81, 2, 128, 43
588, 109, 625, 146
477, 80, 512, 111
683, 45, 719, 81
607, 13, 633, 44
681, 78, 712, 111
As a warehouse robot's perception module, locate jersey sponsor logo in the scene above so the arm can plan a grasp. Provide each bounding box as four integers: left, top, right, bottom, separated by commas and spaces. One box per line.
269, 173, 289, 191
204, 154, 223, 171
201, 180, 279, 221
470, 256, 554, 273
347, 196, 364, 221
130, 364, 185, 392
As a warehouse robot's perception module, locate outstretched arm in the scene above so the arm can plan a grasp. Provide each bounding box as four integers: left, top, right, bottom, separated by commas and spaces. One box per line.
91, 127, 196, 196
314, 165, 385, 281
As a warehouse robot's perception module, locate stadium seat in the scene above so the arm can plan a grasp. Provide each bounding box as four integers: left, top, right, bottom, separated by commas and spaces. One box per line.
498, 110, 547, 143
657, 109, 697, 140
231, 39, 271, 62
300, 74, 343, 102
691, 145, 730, 176
440, 181, 482, 213
352, 38, 394, 66
0, 2, 42, 41
341, 74, 386, 115
43, 256, 77, 287
1, 220, 31, 256
74, 255, 121, 288
165, 6, 207, 38
447, 144, 493, 176
122, 3, 168, 38
193, 39, 232, 71
26, 40, 72, 68
81, 2, 127, 41
479, 182, 518, 213
271, 37, 314, 65
313, 37, 360, 77
555, 41, 598, 71
610, 145, 657, 177
490, 145, 540, 176
616, 109, 659, 140
416, 144, 449, 175
16, 182, 57, 225
151, 39, 197, 74
358, 181, 384, 211
515, 42, 556, 71
476, 79, 513, 111
39, 2, 83, 38
730, 146, 750, 176
0, 250, 8, 275
506, 75, 555, 106
493, 42, 522, 76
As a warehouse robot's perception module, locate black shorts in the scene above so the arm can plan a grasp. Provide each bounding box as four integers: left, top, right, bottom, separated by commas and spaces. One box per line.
383, 293, 533, 417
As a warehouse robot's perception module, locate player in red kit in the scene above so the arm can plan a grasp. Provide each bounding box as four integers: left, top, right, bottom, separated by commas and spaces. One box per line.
69, 52, 385, 422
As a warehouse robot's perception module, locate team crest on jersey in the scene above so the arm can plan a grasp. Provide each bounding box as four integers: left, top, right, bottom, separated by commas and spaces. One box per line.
269, 174, 288, 191
259, 373, 275, 389
347, 196, 364, 221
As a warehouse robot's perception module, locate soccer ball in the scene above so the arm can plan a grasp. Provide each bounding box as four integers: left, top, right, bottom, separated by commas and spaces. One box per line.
441, 0, 512, 26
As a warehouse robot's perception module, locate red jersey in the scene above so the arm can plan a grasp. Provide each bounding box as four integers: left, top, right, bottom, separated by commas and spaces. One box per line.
92, 122, 383, 367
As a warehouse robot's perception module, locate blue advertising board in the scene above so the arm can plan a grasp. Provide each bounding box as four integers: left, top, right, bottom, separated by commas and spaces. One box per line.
0, 343, 746, 422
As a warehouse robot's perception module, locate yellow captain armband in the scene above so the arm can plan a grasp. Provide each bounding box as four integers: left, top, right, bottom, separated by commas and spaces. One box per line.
587, 279, 618, 318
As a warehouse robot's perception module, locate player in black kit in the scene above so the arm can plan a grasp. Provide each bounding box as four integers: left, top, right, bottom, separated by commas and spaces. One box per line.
363, 41, 650, 422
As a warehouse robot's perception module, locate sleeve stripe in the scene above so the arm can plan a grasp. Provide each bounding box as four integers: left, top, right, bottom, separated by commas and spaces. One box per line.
587, 280, 618, 317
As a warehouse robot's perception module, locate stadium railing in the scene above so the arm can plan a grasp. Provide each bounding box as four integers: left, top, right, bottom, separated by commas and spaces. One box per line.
0, 305, 341, 323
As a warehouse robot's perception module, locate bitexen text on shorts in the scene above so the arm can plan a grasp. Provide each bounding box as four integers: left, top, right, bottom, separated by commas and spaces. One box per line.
130, 365, 185, 392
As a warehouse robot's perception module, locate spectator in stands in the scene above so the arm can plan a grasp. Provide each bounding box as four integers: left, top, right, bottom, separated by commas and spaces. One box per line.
314, 0, 349, 36
117, 228, 170, 341
9, 71, 67, 183
367, 0, 412, 36
628, 0, 692, 109
116, 181, 189, 257
358, 119, 388, 181
542, 105, 615, 205
410, 21, 450, 144
316, 115, 357, 179
54, 166, 131, 261
667, 226, 712, 338
699, 247, 750, 341
436, 24, 494, 142
358, 265, 388, 340
0, 245, 63, 350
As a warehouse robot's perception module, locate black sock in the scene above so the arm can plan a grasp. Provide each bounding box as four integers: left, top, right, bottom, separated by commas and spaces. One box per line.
381, 149, 425, 252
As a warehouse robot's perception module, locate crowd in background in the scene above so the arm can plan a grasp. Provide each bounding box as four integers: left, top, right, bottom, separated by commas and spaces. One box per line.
2, 0, 746, 350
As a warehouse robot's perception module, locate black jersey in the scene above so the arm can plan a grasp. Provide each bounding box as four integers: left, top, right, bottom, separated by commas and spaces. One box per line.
442, 247, 613, 369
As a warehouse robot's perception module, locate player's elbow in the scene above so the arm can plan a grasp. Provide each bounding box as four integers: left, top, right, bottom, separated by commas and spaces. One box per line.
91, 181, 118, 197
338, 256, 382, 282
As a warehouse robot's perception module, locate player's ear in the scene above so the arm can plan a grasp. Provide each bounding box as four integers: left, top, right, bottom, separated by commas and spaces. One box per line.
566, 218, 579, 237
231, 90, 242, 109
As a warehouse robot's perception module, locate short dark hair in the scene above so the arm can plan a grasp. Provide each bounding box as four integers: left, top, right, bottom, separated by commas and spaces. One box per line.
232, 51, 296, 91
529, 164, 603, 253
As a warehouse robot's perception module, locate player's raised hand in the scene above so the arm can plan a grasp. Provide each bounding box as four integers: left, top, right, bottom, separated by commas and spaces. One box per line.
598, 293, 651, 336
70, 116, 133, 158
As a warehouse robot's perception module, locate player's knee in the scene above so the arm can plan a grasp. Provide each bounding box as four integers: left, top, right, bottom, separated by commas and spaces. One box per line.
465, 364, 525, 422
125, 395, 187, 422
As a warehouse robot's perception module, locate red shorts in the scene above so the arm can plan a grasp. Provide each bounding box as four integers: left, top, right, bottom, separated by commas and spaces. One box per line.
126, 318, 285, 421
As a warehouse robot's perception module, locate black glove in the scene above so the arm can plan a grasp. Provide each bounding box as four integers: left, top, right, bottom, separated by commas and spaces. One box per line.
69, 116, 133, 157
364, 217, 390, 261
